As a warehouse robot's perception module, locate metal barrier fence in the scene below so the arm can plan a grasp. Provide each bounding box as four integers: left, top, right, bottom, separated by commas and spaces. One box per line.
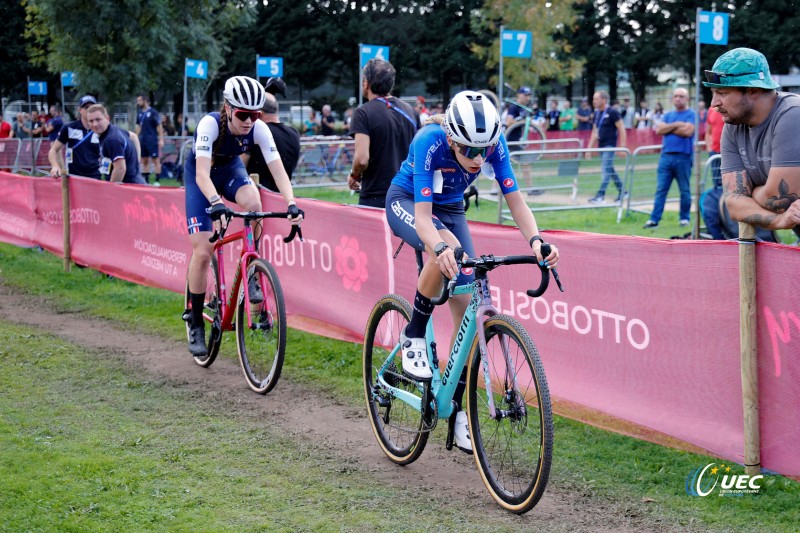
494, 141, 714, 225
495, 146, 633, 223
294, 136, 353, 188
0, 138, 53, 176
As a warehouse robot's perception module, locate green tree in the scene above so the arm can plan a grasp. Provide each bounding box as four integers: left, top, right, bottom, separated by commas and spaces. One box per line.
24, 0, 254, 104
1, 0, 49, 104
474, 0, 585, 101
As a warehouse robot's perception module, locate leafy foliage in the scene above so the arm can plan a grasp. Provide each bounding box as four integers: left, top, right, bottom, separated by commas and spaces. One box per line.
474, 0, 585, 98
24, 0, 254, 103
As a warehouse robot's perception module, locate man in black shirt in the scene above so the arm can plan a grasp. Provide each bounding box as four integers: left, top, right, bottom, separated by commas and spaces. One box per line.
246, 92, 301, 192
348, 58, 418, 208
320, 104, 336, 136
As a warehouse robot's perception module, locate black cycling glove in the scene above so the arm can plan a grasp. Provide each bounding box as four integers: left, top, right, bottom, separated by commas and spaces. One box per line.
288, 204, 304, 220
208, 203, 233, 221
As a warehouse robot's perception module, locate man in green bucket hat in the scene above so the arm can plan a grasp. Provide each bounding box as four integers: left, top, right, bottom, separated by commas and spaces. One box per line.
704, 47, 800, 234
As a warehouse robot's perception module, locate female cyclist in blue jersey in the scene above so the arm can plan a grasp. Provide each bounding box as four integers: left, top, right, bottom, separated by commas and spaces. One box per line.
385, 90, 560, 452
185, 75, 303, 357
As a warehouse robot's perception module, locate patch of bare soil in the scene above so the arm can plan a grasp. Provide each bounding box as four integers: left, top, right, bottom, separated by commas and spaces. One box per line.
0, 281, 685, 532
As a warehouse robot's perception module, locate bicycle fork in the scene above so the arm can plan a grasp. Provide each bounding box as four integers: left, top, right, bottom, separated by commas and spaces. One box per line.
475, 281, 527, 422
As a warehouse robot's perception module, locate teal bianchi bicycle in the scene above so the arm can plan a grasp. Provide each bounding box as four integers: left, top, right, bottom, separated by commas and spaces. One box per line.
363, 243, 563, 513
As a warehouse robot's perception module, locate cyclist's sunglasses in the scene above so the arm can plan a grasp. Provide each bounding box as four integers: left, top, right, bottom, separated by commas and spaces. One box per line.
232, 108, 260, 122
704, 70, 759, 84
452, 142, 497, 160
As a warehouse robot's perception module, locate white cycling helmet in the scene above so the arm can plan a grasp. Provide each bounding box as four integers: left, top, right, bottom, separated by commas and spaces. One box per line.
444, 91, 501, 147
223, 76, 266, 110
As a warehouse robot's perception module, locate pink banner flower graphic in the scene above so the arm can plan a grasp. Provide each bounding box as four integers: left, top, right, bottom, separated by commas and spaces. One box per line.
335, 235, 368, 292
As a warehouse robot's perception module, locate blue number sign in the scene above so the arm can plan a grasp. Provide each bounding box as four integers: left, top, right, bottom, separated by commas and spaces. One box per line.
698, 11, 729, 45
28, 81, 48, 96
61, 71, 77, 87
185, 58, 208, 80
360, 44, 390, 68
257, 56, 283, 78
501, 30, 533, 58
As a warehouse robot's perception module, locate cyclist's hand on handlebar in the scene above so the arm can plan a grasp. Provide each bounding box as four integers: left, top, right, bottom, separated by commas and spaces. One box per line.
531, 240, 559, 269
207, 202, 233, 232
435, 246, 463, 281
287, 204, 304, 225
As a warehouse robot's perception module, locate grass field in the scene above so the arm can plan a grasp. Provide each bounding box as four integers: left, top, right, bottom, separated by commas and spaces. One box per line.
1, 235, 798, 531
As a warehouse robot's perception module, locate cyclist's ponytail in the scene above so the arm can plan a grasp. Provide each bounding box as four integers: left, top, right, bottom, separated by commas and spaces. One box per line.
212, 103, 228, 162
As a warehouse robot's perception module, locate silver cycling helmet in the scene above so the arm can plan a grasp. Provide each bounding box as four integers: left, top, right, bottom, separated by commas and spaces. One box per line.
444, 90, 501, 147
223, 76, 266, 110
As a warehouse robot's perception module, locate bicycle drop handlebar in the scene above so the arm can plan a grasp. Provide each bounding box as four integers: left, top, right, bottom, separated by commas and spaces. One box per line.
430, 243, 564, 306
209, 210, 303, 244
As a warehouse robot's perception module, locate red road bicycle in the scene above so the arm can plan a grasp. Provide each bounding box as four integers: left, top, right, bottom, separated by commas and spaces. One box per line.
183, 210, 302, 394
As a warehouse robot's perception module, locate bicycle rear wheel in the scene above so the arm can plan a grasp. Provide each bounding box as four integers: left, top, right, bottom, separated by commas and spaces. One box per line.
184, 255, 222, 367
363, 295, 430, 465
467, 314, 553, 514
236, 259, 286, 394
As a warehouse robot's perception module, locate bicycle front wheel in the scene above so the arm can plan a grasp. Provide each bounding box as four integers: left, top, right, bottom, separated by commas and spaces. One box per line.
184, 255, 222, 368
236, 259, 286, 394
363, 294, 430, 465
467, 314, 553, 514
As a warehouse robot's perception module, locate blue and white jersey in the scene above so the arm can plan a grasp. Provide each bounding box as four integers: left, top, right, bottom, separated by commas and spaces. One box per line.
192, 112, 280, 168
392, 124, 518, 204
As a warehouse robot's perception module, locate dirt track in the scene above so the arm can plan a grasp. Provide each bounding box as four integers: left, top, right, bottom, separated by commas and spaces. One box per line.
0, 280, 684, 532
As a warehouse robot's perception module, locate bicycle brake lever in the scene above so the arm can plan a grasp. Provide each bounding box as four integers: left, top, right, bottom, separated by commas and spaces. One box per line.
551, 267, 564, 292
283, 225, 303, 243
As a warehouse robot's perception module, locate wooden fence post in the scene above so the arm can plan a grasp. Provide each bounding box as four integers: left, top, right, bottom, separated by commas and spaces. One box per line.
738, 222, 760, 475
61, 174, 71, 272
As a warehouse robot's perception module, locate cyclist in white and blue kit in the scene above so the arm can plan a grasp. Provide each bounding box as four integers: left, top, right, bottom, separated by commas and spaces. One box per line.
385, 90, 559, 452
185, 76, 303, 357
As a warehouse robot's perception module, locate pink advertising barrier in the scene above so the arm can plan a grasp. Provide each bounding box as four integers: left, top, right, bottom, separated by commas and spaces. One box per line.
0, 171, 798, 477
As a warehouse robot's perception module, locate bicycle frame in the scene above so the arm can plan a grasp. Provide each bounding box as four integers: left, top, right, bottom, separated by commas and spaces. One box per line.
376, 274, 506, 420
211, 220, 261, 332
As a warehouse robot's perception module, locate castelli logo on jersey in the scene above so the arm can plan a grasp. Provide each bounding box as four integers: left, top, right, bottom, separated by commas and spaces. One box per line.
421, 187, 432, 197
461, 267, 474, 276
503, 178, 515, 188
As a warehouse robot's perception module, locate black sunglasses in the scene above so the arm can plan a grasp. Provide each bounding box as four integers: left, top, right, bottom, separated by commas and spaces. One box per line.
704, 70, 759, 84
232, 108, 260, 122
453, 142, 497, 160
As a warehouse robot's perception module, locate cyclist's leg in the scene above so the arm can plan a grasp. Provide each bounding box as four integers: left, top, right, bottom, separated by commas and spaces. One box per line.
227, 161, 263, 241
386, 186, 444, 337
185, 157, 216, 296
185, 159, 218, 355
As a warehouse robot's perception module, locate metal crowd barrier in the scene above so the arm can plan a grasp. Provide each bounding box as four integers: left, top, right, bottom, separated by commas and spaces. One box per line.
494, 146, 633, 224
293, 136, 354, 188
2, 138, 52, 176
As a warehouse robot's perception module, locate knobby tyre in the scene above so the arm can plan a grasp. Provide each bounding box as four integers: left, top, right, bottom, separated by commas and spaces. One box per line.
184, 255, 222, 368
467, 314, 553, 514
236, 259, 286, 394
363, 294, 430, 465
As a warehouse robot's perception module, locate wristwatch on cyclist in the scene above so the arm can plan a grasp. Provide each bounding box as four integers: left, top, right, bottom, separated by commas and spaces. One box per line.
529, 235, 544, 247
434, 242, 451, 256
